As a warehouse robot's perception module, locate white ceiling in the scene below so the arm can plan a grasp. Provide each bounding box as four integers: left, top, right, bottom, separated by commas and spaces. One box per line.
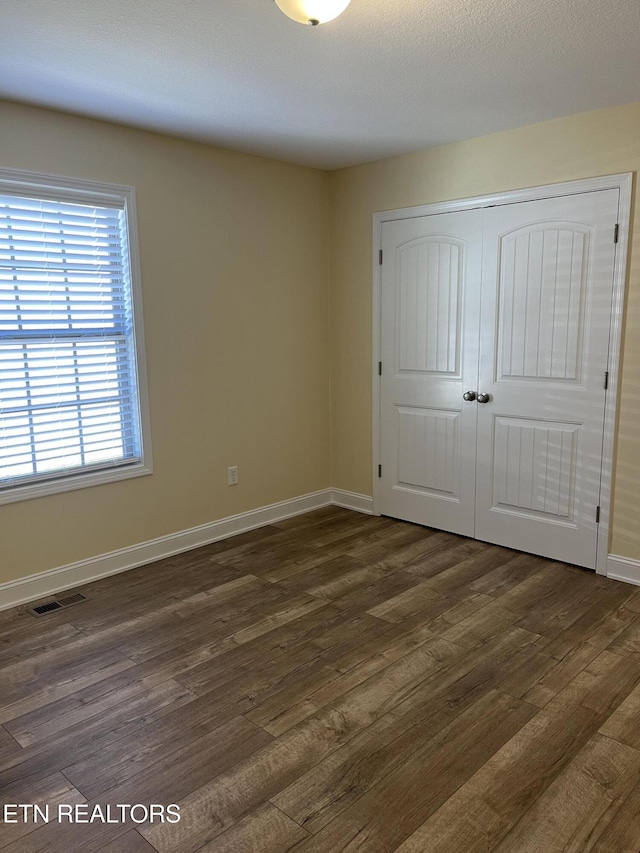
1, 0, 639, 170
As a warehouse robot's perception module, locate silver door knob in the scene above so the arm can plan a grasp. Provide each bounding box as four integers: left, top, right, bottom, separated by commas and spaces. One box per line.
463, 391, 476, 401
477, 392, 491, 403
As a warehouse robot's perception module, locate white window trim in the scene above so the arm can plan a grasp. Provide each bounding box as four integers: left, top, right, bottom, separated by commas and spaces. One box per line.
0, 168, 153, 505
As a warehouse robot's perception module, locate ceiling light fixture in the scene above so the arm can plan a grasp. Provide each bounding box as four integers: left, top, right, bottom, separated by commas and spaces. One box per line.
274, 0, 351, 26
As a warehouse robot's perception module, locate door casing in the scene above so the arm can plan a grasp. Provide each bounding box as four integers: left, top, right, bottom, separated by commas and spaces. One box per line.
372, 174, 633, 576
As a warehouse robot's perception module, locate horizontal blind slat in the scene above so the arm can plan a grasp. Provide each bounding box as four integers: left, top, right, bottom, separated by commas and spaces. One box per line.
0, 438, 136, 464
1, 425, 138, 448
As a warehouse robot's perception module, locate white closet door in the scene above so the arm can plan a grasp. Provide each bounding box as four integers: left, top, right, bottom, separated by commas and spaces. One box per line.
379, 210, 483, 536
475, 189, 619, 568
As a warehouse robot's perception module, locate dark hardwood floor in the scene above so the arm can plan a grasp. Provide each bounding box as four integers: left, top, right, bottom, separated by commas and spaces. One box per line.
2, 507, 640, 852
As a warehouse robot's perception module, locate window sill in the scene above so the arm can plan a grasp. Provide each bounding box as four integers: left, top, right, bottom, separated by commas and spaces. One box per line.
0, 462, 153, 506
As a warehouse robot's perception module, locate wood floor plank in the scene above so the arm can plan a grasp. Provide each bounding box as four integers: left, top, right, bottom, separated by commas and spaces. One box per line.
541, 584, 637, 660
417, 591, 497, 634
0, 681, 198, 789
140, 637, 460, 853
584, 777, 640, 852
270, 711, 416, 833
0, 621, 84, 667
165, 600, 350, 693
413, 545, 519, 598
514, 580, 614, 641
598, 679, 640, 749
361, 530, 459, 574
403, 537, 489, 579
280, 689, 535, 853
387, 705, 605, 853
389, 626, 542, 724
0, 726, 20, 761
491, 733, 640, 853
620, 587, 640, 614
326, 569, 429, 615
175, 612, 390, 709
186, 628, 390, 733
245, 618, 440, 735
95, 831, 158, 853
494, 561, 584, 610
88, 719, 271, 816
266, 553, 366, 586
0, 771, 85, 849
606, 614, 640, 661
168, 606, 378, 706
114, 583, 320, 663
197, 803, 308, 853
0, 650, 138, 726
305, 562, 392, 601
61, 561, 248, 634
3, 660, 197, 745
270, 650, 539, 834
439, 599, 520, 649
0, 812, 131, 853
5, 679, 195, 748
62, 714, 271, 801
4, 575, 266, 670
367, 579, 462, 624
0, 642, 137, 707
0, 722, 272, 852
542, 649, 640, 718
0, 575, 261, 688
228, 596, 328, 645
468, 552, 546, 598
340, 523, 435, 562
497, 640, 601, 708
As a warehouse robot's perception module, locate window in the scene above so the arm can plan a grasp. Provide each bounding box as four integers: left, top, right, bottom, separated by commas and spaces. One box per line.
0, 170, 152, 504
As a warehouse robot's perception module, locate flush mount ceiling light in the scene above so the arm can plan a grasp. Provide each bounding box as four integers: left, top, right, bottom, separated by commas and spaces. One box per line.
274, 0, 352, 26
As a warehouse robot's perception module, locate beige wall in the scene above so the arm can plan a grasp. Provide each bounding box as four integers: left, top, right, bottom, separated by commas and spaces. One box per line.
329, 102, 640, 561
0, 101, 331, 586
2, 99, 640, 589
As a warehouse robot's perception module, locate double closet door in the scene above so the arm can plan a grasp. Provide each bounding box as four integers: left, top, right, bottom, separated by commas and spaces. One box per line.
379, 188, 619, 569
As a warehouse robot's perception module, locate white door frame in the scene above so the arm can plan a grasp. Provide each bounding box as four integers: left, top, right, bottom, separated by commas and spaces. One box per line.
372, 173, 633, 576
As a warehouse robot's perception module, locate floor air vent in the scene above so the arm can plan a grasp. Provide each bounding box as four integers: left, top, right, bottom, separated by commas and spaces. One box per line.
27, 592, 89, 617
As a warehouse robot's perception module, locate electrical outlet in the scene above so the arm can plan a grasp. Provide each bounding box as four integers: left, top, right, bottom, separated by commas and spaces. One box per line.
228, 465, 238, 486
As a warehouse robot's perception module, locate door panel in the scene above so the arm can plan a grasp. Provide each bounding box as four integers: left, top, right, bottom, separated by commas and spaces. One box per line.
380, 211, 482, 536
397, 406, 460, 496
397, 238, 462, 374
496, 225, 588, 381
491, 416, 578, 519
475, 189, 619, 567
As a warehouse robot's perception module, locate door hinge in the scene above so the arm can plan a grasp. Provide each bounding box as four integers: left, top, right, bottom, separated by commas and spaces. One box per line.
604, 370, 609, 390
596, 505, 601, 524
378, 361, 382, 376
378, 464, 382, 478
614, 223, 619, 243
379, 249, 383, 265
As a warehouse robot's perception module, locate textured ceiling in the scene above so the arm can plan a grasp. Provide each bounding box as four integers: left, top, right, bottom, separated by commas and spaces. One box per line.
1, 0, 640, 170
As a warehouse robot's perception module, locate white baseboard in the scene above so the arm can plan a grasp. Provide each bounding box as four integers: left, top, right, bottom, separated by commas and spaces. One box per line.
607, 554, 640, 587
329, 489, 374, 515
0, 488, 343, 611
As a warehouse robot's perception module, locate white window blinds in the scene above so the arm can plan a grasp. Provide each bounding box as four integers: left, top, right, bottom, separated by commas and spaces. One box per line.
0, 191, 143, 490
